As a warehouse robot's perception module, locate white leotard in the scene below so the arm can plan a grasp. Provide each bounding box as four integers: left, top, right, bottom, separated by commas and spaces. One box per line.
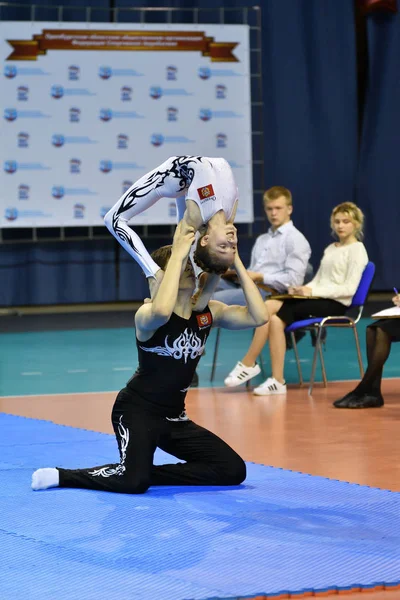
104, 156, 238, 278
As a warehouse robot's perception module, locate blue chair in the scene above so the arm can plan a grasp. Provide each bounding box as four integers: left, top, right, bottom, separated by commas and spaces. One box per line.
286, 261, 375, 395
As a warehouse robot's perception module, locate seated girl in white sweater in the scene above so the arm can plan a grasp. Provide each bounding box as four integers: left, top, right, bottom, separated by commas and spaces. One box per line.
224, 202, 369, 394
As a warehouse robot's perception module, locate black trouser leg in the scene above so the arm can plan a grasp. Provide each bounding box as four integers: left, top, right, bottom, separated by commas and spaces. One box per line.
151, 420, 246, 487
59, 393, 163, 494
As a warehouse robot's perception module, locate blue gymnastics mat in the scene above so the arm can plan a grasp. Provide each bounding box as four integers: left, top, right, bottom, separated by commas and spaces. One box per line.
1, 413, 399, 600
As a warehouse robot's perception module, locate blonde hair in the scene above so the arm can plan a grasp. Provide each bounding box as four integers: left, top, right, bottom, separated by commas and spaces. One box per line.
330, 202, 364, 240
263, 186, 292, 206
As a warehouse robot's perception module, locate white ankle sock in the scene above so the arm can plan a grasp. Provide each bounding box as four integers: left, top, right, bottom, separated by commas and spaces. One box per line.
32, 468, 60, 491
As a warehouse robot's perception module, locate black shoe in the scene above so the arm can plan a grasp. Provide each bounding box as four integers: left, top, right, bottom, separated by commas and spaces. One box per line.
333, 391, 361, 407
310, 328, 327, 348
190, 370, 199, 388
334, 393, 383, 409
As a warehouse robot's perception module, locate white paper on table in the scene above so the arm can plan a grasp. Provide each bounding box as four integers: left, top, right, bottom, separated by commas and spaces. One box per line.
371, 306, 400, 318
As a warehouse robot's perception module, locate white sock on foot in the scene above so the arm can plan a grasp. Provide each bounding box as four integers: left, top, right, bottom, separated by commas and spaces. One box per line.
32, 468, 60, 490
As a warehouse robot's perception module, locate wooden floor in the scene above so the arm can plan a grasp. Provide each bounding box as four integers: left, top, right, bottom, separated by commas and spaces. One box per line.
2, 379, 399, 491
1, 379, 399, 599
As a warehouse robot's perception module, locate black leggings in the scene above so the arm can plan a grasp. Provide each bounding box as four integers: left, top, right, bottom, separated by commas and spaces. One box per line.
352, 320, 400, 396
58, 389, 246, 494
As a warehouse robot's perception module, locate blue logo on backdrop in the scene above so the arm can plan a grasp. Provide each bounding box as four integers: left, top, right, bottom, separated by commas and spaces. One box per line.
52, 134, 97, 146
155, 88, 192, 98
167, 107, 178, 122
52, 186, 65, 199
198, 67, 211, 80
121, 86, 132, 101
150, 86, 162, 99
5, 207, 51, 221
216, 84, 227, 99
150, 134, 194, 146
4, 65, 17, 79
51, 85, 64, 99
166, 66, 177, 81
68, 65, 80, 81
52, 134, 65, 147
74, 203, 85, 218
17, 86, 29, 101
99, 66, 112, 80
150, 134, 164, 147
69, 107, 81, 122
100, 160, 112, 173
5, 108, 50, 120
122, 180, 133, 194
4, 108, 17, 122
70, 159, 81, 174
5, 207, 18, 221
199, 109, 212, 122
168, 202, 177, 217
99, 108, 113, 122
52, 186, 97, 199
4, 160, 17, 173
4, 66, 51, 78
212, 110, 244, 119
51, 85, 95, 98
4, 160, 50, 173
18, 184, 30, 200
99, 109, 143, 120
18, 132, 29, 148
98, 162, 145, 174
117, 134, 129, 149
216, 133, 227, 148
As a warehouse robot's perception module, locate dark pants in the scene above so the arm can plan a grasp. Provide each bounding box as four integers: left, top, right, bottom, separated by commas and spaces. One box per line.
277, 298, 346, 326
58, 389, 246, 494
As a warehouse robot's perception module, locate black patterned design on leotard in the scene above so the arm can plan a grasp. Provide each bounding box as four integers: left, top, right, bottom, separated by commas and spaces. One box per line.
127, 307, 213, 416
111, 156, 203, 253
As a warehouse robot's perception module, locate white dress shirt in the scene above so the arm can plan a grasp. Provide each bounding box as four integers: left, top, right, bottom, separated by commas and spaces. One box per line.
249, 221, 311, 292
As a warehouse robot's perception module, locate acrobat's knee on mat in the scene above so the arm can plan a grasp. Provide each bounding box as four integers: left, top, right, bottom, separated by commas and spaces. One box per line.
120, 477, 151, 495
216, 456, 247, 486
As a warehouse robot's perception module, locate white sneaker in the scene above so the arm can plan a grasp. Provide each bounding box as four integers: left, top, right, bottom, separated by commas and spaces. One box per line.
253, 377, 287, 396
224, 361, 261, 387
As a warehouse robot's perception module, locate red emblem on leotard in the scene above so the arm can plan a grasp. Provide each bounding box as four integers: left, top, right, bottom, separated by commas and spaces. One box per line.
196, 312, 212, 329
197, 184, 215, 200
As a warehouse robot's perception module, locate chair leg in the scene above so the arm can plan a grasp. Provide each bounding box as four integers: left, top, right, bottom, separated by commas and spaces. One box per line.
353, 325, 364, 378
291, 331, 304, 387
318, 340, 328, 387
210, 328, 221, 382
308, 326, 327, 395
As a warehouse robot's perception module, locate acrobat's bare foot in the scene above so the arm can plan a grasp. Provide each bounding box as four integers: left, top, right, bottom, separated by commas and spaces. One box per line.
32, 468, 59, 490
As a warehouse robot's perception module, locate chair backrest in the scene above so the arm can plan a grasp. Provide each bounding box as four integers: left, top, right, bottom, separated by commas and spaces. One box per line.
350, 261, 375, 308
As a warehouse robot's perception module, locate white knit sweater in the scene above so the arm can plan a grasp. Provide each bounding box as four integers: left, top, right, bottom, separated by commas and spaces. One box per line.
307, 242, 368, 306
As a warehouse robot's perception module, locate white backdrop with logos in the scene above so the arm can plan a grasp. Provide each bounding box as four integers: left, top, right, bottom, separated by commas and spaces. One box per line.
0, 21, 253, 228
